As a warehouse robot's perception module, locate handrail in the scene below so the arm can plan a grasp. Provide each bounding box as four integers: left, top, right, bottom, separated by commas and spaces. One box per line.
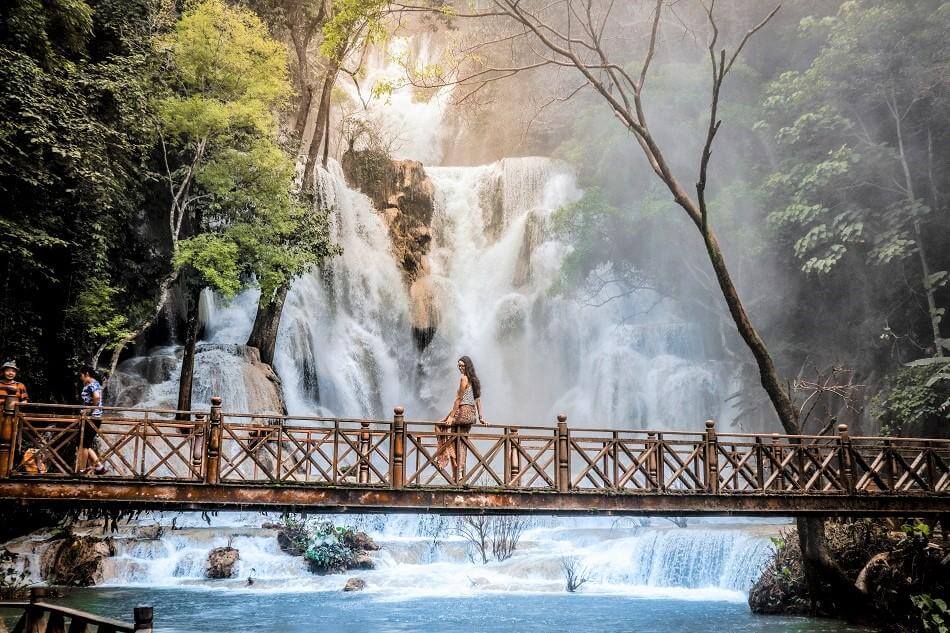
0, 587, 152, 632
3, 397, 950, 497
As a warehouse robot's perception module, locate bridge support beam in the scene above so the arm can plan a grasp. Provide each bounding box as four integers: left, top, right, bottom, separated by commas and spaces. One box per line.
3, 479, 950, 516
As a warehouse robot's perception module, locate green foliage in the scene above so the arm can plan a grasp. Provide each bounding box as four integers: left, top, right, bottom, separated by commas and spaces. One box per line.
284, 518, 358, 573
156, 0, 289, 139
70, 278, 132, 349
901, 520, 932, 544
761, 0, 950, 277
320, 0, 388, 61
159, 0, 334, 303
0, 550, 29, 599
174, 234, 241, 298
872, 363, 950, 436
0, 0, 167, 396
913, 594, 950, 633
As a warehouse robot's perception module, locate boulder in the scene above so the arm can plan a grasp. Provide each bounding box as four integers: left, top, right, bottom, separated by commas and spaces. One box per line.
133, 524, 164, 540
351, 553, 375, 571
205, 547, 240, 579
41, 535, 116, 587
343, 577, 366, 592
342, 530, 379, 552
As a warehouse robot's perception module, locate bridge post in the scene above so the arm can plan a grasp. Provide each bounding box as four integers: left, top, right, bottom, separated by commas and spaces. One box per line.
191, 413, 206, 474
0, 388, 16, 478
754, 436, 765, 490
837, 423, 854, 493
704, 420, 719, 494
134, 605, 154, 632
646, 432, 658, 491
883, 438, 896, 492
771, 433, 783, 491
556, 414, 570, 492
359, 421, 371, 484
205, 397, 223, 485
504, 427, 521, 486
391, 407, 405, 489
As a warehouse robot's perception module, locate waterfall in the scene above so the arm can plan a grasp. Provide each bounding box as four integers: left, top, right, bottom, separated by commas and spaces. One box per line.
114, 156, 733, 430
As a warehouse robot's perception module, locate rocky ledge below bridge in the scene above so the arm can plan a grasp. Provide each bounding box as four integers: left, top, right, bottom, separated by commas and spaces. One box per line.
749, 518, 950, 629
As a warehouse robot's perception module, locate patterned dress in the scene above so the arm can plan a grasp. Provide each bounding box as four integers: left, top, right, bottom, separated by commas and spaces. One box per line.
436, 383, 478, 471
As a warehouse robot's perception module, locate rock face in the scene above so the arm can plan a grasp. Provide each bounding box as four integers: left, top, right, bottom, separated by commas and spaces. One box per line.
40, 534, 116, 587
512, 211, 545, 287
205, 546, 240, 579
341, 149, 435, 283
133, 524, 164, 540
341, 149, 440, 350
112, 343, 286, 415
343, 577, 366, 592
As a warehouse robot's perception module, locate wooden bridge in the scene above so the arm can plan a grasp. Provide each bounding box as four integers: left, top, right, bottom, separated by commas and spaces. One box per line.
1, 396, 949, 516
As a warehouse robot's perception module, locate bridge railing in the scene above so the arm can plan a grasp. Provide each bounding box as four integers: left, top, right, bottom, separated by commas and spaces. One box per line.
0, 587, 152, 632
1, 395, 949, 495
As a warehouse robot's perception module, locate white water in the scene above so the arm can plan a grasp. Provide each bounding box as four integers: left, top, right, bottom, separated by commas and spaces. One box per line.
6, 514, 775, 601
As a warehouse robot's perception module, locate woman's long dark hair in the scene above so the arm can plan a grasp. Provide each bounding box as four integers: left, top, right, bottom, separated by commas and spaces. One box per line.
459, 355, 481, 399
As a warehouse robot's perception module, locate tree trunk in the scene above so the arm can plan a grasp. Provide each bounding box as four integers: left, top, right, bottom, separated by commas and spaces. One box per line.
891, 100, 942, 356
176, 282, 204, 419
301, 64, 339, 187
796, 517, 867, 616
247, 282, 290, 366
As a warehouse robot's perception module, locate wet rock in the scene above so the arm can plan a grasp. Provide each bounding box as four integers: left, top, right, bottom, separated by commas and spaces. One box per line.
40, 535, 116, 587
342, 530, 379, 552
343, 577, 366, 592
205, 547, 240, 579
351, 552, 375, 571
261, 522, 282, 530
408, 276, 439, 351
512, 211, 545, 287
133, 524, 164, 540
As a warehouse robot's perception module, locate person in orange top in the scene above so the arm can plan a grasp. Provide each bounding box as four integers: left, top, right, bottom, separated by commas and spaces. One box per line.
1, 360, 28, 404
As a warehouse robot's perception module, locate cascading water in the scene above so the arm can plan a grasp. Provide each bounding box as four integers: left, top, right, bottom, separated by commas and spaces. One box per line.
117, 155, 732, 429
5, 515, 775, 601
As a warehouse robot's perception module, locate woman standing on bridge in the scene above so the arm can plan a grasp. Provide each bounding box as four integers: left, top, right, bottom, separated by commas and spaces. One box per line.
436, 356, 487, 483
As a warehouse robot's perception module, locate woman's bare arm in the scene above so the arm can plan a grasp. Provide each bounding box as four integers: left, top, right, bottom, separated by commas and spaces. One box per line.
475, 398, 486, 424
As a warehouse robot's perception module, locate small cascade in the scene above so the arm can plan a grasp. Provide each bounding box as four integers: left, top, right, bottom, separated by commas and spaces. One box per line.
5, 515, 777, 600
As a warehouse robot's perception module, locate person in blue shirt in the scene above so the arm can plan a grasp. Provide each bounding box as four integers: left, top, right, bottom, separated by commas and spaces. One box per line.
77, 366, 108, 475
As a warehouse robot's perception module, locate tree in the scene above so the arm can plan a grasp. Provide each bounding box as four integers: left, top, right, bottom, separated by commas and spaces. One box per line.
761, 0, 950, 359
454, 515, 529, 564
247, 0, 393, 364
427, 0, 860, 611
150, 0, 325, 412
560, 556, 591, 592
